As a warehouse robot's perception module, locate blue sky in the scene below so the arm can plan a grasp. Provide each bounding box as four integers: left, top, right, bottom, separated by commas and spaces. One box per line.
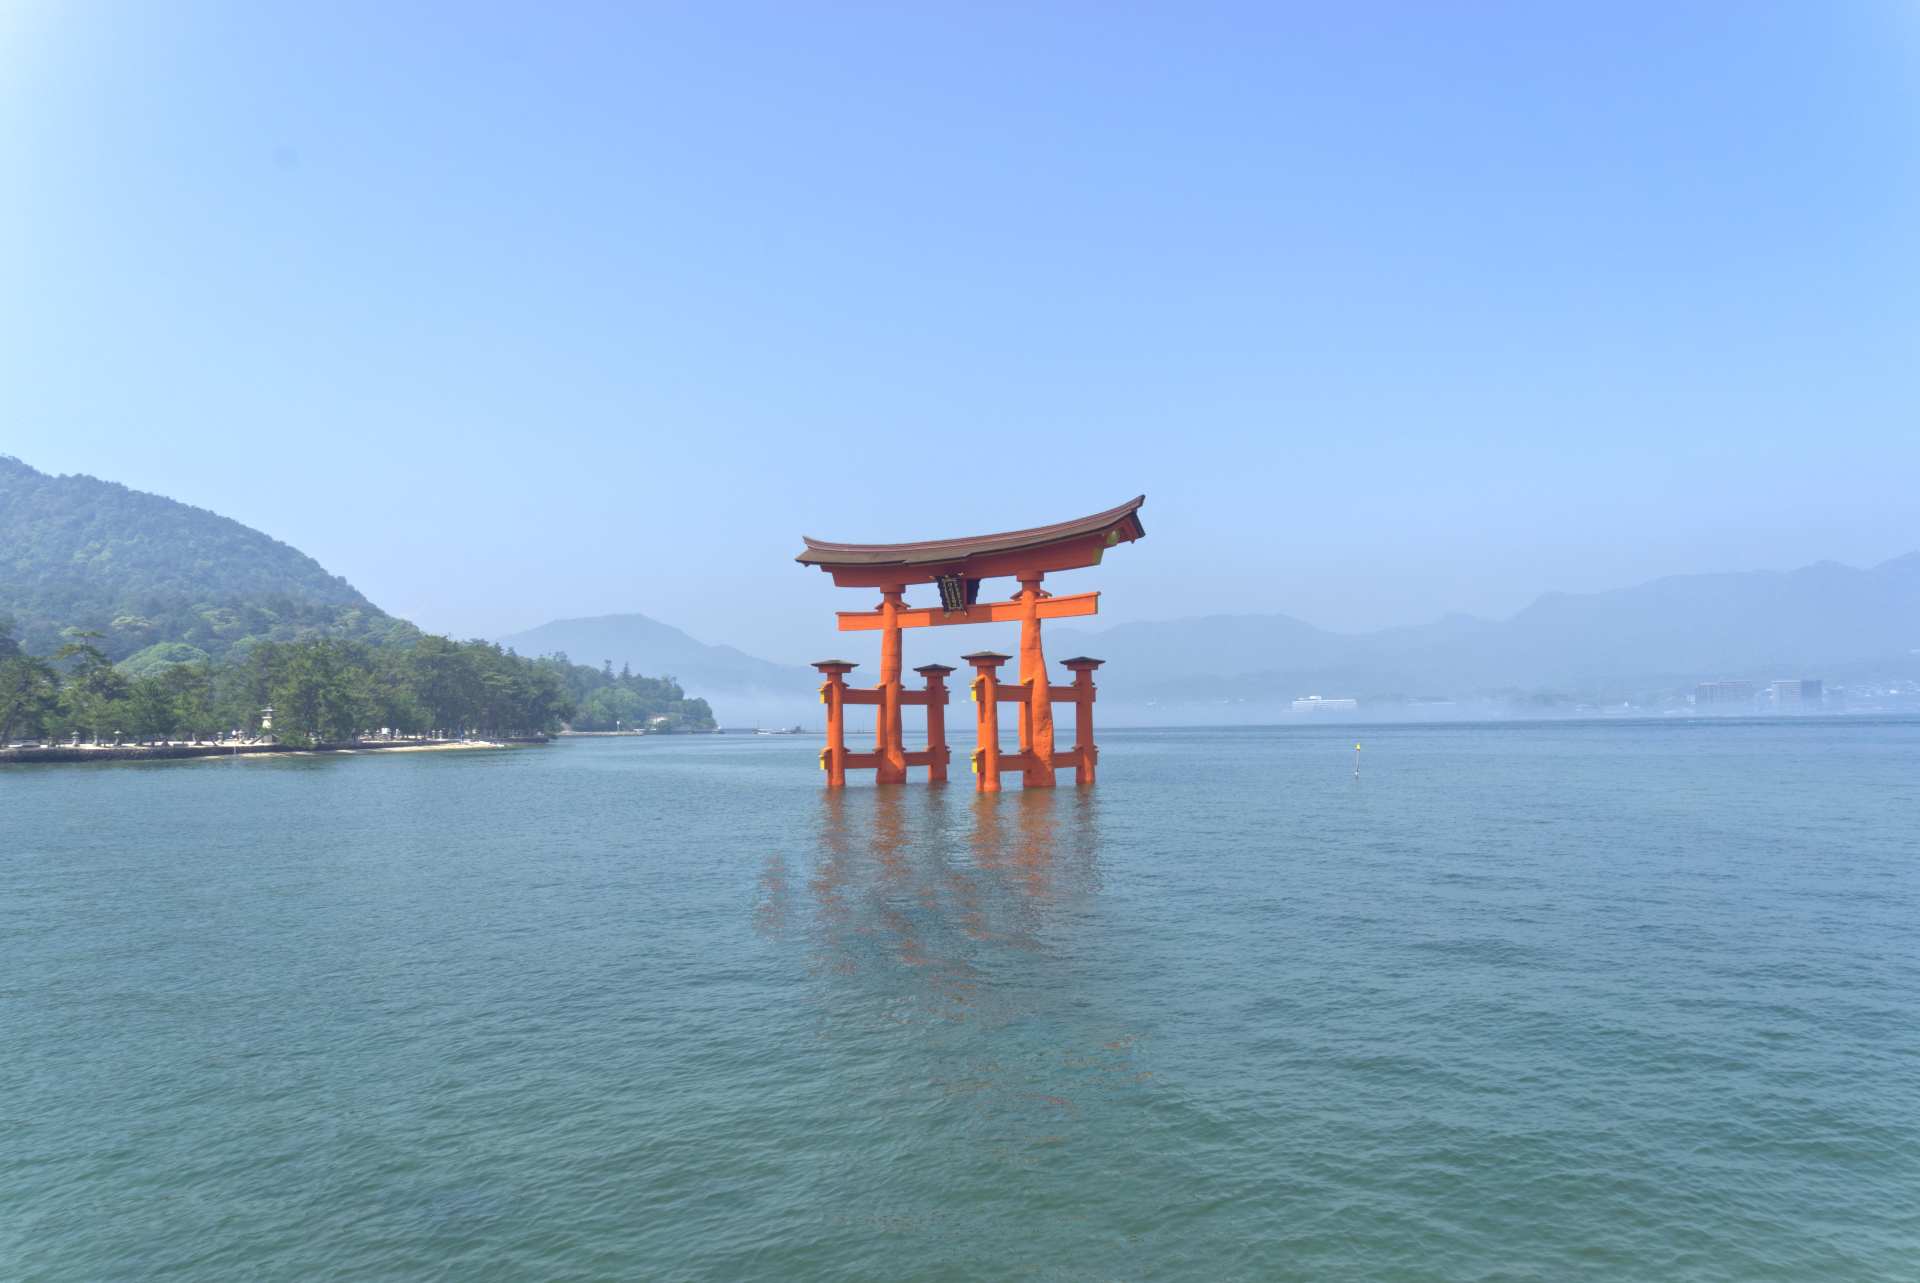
4, 2, 1916, 663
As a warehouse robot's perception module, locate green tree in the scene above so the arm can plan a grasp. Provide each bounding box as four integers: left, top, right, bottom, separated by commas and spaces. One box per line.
3, 615, 671, 755
124, 675, 181, 743
364, 649, 427, 737
270, 641, 371, 747
55, 631, 130, 743
407, 636, 480, 736
161, 662, 220, 740
215, 642, 284, 737
549, 655, 710, 732
0, 652, 60, 743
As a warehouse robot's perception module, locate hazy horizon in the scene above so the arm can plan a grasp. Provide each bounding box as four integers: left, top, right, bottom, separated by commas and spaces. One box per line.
495, 543, 1918, 668
9, 449, 1914, 671
7, 5, 1917, 663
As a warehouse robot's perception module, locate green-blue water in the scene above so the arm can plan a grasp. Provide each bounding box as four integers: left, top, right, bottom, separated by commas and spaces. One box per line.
4, 721, 1917, 1281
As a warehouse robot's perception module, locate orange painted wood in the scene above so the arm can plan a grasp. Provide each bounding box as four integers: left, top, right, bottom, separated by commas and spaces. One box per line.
818, 749, 951, 773
813, 667, 851, 788
1018, 577, 1055, 788
974, 746, 1090, 786
802, 504, 1137, 791
992, 684, 1086, 704
922, 670, 949, 783
959, 747, 1107, 787
1072, 667, 1096, 784
875, 590, 906, 783
816, 655, 1089, 791
971, 748, 1088, 781
970, 665, 1001, 793
835, 591, 1099, 632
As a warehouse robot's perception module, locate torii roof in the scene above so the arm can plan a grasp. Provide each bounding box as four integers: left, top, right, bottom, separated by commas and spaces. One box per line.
796, 496, 1146, 585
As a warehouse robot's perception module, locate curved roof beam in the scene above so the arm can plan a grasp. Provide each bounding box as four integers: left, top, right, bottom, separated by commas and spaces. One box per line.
797, 495, 1146, 572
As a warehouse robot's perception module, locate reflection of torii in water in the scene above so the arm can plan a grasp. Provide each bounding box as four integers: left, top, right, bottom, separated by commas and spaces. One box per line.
797, 496, 1146, 790
764, 786, 1102, 988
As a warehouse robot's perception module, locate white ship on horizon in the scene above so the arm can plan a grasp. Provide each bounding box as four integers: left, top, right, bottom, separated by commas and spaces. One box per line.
1291, 695, 1359, 713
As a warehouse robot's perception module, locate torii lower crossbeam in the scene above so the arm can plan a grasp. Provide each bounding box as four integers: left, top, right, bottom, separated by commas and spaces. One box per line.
834, 591, 1100, 632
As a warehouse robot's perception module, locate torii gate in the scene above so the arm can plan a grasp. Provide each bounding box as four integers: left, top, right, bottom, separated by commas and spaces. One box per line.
796, 496, 1145, 790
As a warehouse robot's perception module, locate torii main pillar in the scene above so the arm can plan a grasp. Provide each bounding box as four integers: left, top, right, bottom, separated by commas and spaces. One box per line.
1016, 575, 1055, 786
796, 496, 1145, 789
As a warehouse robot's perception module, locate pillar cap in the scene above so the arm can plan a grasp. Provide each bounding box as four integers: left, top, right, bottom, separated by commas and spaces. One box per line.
812, 659, 859, 672
961, 650, 1012, 664
1060, 656, 1106, 669
913, 663, 956, 675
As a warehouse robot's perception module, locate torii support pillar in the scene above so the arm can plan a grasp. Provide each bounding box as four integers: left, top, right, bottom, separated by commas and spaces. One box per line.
968, 650, 1107, 790
1061, 657, 1104, 785
914, 663, 955, 783
813, 660, 857, 787
1015, 575, 1056, 788
873, 588, 908, 783
814, 658, 952, 787
965, 651, 1010, 793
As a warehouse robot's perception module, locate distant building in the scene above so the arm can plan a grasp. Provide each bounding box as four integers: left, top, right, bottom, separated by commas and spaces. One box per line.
1771, 679, 1823, 712
1291, 695, 1359, 713
1694, 681, 1755, 712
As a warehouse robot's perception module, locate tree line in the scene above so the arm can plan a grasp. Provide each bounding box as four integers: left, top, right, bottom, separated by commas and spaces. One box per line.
559, 657, 713, 732
0, 620, 714, 747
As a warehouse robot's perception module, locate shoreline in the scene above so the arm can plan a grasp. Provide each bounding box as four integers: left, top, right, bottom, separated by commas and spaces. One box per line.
0, 737, 549, 766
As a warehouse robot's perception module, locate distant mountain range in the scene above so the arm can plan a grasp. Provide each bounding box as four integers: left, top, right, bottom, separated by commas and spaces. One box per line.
497, 552, 1919, 725
1052, 552, 1920, 706
493, 614, 810, 725
496, 614, 806, 691
11, 449, 1910, 724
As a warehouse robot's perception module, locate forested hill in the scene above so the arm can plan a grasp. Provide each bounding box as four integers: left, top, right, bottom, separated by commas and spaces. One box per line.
0, 456, 716, 743
0, 455, 407, 664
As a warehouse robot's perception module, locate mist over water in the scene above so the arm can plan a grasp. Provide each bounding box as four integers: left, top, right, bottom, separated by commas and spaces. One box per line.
5, 722, 1917, 1280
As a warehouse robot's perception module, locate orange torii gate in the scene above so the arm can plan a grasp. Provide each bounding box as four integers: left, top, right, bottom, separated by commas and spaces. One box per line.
797, 496, 1145, 790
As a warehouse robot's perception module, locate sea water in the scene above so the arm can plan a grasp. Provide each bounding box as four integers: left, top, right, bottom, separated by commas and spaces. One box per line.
3, 720, 1916, 1281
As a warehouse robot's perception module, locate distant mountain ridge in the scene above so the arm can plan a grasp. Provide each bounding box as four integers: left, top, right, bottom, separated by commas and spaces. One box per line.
0, 455, 407, 663
1054, 552, 1920, 702
502, 553, 1920, 722
16, 443, 1903, 721
495, 613, 808, 694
